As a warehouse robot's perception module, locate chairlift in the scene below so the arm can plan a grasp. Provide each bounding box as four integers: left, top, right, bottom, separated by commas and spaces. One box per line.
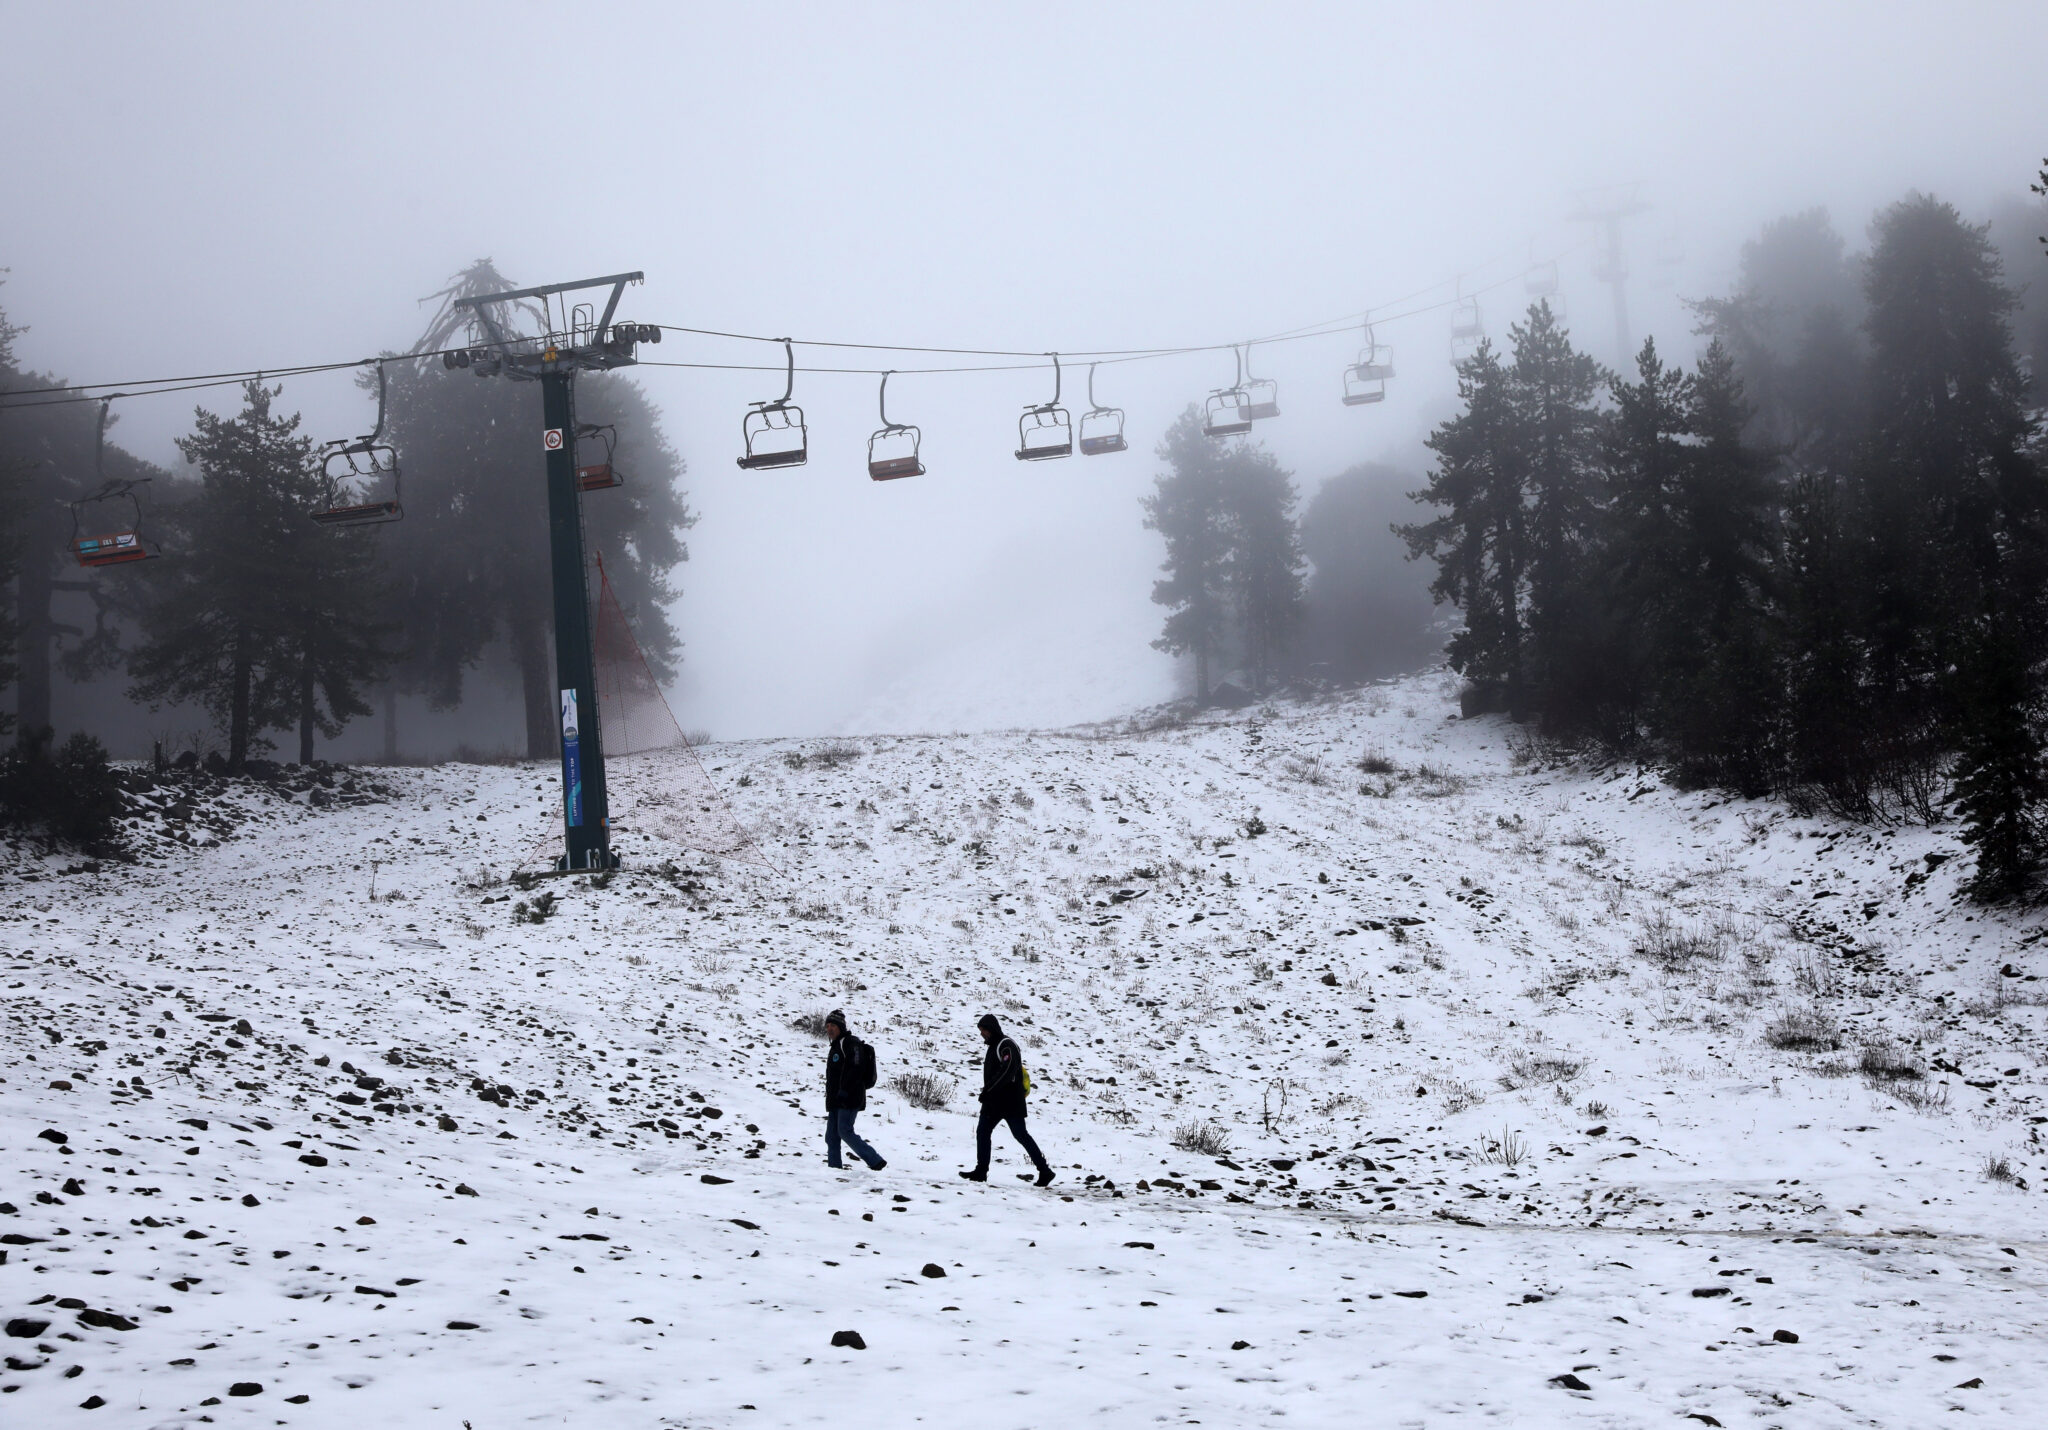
736, 339, 808, 470
1015, 353, 1073, 462
69, 398, 159, 567
867, 370, 924, 481
576, 423, 623, 491
1201, 348, 1253, 439
1449, 294, 1485, 366
312, 361, 402, 526
1342, 321, 1394, 406
1242, 342, 1280, 421
1078, 362, 1128, 456
1525, 260, 1559, 299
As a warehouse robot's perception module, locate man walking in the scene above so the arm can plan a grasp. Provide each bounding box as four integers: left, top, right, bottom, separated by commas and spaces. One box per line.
823, 1010, 885, 1172
960, 1012, 1054, 1186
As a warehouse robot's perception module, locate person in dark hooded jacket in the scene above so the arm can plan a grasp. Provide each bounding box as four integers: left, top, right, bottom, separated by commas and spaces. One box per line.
960, 1012, 1053, 1186
822, 1011, 885, 1171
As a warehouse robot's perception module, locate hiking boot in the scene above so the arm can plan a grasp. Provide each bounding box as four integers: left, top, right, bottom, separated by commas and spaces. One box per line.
868, 1158, 887, 1171
1035, 1168, 1056, 1187
958, 1169, 987, 1182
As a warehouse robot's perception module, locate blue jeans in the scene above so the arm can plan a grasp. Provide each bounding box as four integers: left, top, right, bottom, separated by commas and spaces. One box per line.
826, 1108, 883, 1169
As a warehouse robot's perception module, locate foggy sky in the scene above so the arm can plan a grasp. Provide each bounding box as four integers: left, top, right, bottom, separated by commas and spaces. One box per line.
5, 1, 2044, 741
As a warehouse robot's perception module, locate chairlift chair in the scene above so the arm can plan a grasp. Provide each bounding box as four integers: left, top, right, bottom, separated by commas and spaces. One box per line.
68, 399, 158, 567
1242, 343, 1280, 421
1524, 259, 1566, 320
1201, 348, 1254, 438
576, 423, 623, 491
1342, 323, 1394, 407
1449, 296, 1485, 365
1015, 353, 1073, 462
867, 371, 924, 481
1078, 363, 1128, 456
312, 362, 403, 526
736, 339, 809, 470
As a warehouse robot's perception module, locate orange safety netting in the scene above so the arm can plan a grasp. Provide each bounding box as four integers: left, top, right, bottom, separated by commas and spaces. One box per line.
592, 556, 770, 867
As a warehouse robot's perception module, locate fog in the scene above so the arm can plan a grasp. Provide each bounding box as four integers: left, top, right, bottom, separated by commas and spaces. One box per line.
4, 1, 2043, 743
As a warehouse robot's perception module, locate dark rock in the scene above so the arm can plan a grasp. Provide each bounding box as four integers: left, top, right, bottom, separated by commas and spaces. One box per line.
228, 1381, 263, 1396
2, 1233, 47, 1245
1584, 1125, 1607, 1137
1231, 1340, 1251, 1350
700, 1174, 732, 1185
1549, 1373, 1591, 1391
298, 1154, 328, 1167
1773, 1329, 1799, 1344
37, 1129, 68, 1146
62, 1178, 86, 1196
1394, 1290, 1427, 1299
1268, 1159, 1295, 1171
437, 1115, 458, 1132
285, 1394, 310, 1403
356, 1216, 376, 1226
57, 1298, 87, 1309
731, 1218, 760, 1230
6, 1319, 50, 1338
455, 1184, 478, 1197
354, 1286, 396, 1298
179, 1118, 208, 1130
1124, 1241, 1155, 1249
241, 1194, 259, 1208
1691, 1286, 1731, 1298
920, 1263, 946, 1278
1955, 1378, 1983, 1390
446, 1321, 479, 1330
1685, 1416, 1723, 1426
77, 1309, 139, 1331
183, 1230, 207, 1240
80, 1395, 106, 1409
830, 1330, 866, 1350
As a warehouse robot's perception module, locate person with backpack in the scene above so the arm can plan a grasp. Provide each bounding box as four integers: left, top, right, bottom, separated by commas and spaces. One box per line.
822, 1010, 886, 1172
960, 1012, 1054, 1186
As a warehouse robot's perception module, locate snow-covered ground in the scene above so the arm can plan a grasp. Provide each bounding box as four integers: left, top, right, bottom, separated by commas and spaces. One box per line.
4, 671, 2046, 1427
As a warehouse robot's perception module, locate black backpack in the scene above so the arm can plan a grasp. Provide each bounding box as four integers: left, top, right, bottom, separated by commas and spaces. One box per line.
856, 1037, 878, 1090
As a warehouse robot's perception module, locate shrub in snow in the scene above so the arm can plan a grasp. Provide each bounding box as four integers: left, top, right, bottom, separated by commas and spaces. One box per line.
789, 1010, 833, 1039
888, 1072, 954, 1110
1763, 1008, 1840, 1051
1172, 1121, 1231, 1156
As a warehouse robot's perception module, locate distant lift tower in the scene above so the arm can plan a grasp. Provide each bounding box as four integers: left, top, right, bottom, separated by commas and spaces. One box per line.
1569, 184, 1649, 366
452, 271, 650, 872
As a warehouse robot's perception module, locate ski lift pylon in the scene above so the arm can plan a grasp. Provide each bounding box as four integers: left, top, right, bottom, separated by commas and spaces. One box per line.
69, 396, 159, 568
736, 339, 808, 470
867, 370, 924, 481
1015, 353, 1073, 462
1078, 362, 1127, 456
1242, 342, 1280, 421
312, 361, 402, 526
1201, 347, 1253, 439
576, 423, 623, 491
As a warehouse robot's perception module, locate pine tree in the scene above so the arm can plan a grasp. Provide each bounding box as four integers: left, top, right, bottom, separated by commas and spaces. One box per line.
1398, 342, 1524, 707
1222, 441, 1305, 691
1506, 302, 1607, 724
1861, 194, 2048, 894
1143, 407, 1235, 699
0, 298, 26, 741
128, 383, 391, 768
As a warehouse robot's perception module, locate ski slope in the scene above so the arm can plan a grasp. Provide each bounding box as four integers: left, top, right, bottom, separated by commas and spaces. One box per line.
4, 671, 2046, 1427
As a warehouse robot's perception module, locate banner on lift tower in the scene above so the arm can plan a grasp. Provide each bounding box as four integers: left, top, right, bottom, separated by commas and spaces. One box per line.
560, 688, 583, 827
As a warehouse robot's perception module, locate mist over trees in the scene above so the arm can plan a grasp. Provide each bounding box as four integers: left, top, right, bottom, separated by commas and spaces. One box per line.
1403, 190, 2048, 902
0, 261, 695, 778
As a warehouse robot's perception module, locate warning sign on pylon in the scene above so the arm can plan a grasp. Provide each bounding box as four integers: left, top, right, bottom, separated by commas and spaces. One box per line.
543, 428, 564, 451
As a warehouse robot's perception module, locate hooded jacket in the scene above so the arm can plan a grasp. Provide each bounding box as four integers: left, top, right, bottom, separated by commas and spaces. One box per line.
825, 1030, 870, 1112
976, 1013, 1026, 1114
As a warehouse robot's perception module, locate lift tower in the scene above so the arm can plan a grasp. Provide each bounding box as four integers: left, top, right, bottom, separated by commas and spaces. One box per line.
1568, 185, 1649, 366
453, 271, 648, 872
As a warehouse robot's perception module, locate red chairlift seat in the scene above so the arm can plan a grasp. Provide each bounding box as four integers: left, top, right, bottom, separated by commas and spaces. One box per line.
737, 340, 809, 470
575, 423, 624, 491
71, 529, 154, 567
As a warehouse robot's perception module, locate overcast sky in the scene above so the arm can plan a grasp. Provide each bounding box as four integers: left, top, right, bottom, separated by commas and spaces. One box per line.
5, 1, 2044, 740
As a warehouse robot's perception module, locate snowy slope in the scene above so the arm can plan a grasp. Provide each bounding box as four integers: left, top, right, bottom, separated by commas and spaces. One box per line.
4, 671, 2047, 1428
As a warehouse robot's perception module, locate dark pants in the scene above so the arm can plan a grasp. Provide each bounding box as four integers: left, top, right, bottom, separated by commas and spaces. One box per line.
826, 1108, 883, 1169
975, 1104, 1049, 1174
